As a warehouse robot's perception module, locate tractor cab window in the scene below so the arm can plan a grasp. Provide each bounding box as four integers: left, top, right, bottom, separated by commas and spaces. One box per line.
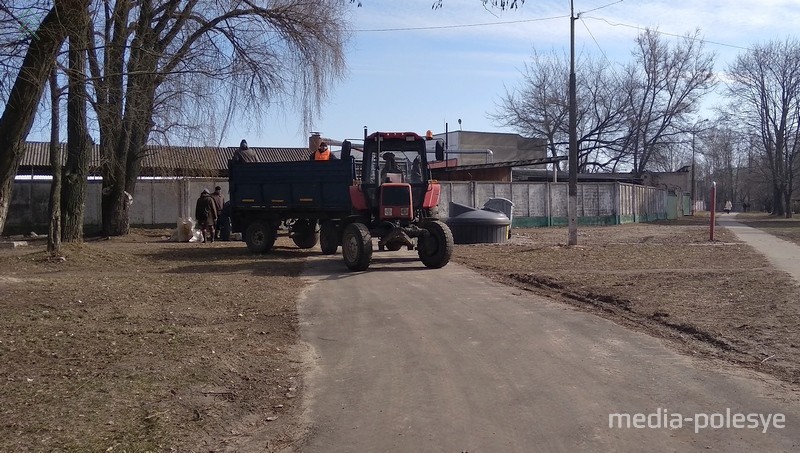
378, 149, 424, 184
380, 152, 403, 183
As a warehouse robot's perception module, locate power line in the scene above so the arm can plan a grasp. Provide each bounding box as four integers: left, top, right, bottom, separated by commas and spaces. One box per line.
351, 14, 566, 32
583, 16, 752, 51
581, 0, 626, 15
349, 8, 751, 53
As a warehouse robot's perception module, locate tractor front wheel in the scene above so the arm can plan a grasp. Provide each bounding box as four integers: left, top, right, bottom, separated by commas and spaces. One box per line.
245, 221, 277, 253
342, 223, 373, 271
417, 220, 453, 269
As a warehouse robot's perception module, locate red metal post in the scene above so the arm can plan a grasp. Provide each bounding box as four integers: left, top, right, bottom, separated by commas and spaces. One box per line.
709, 181, 717, 241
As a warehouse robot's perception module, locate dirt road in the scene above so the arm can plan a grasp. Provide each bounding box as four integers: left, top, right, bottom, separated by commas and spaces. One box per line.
297, 251, 799, 452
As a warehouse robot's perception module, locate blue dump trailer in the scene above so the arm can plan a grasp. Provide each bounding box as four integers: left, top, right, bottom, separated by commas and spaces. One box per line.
228, 158, 355, 252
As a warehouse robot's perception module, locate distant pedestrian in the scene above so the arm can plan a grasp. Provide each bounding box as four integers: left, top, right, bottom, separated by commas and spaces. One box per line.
195, 188, 218, 243
210, 186, 225, 239
742, 202, 750, 212
233, 139, 258, 163
724, 200, 733, 214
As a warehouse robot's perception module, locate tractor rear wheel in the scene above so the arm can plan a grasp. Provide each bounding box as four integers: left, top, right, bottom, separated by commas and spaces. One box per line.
417, 220, 453, 269
342, 223, 373, 271
245, 221, 277, 253
319, 220, 339, 255
291, 219, 318, 249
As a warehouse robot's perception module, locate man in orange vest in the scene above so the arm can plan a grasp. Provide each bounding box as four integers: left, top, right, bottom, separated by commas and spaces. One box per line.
310, 141, 338, 161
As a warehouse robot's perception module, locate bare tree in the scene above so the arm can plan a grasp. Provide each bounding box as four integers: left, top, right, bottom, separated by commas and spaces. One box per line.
0, 0, 86, 234
622, 29, 716, 175
85, 0, 349, 236
494, 29, 713, 174
726, 38, 800, 217
493, 50, 570, 169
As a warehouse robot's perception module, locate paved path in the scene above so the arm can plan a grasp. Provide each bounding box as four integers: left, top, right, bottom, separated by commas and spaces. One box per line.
296, 250, 799, 452
717, 214, 800, 284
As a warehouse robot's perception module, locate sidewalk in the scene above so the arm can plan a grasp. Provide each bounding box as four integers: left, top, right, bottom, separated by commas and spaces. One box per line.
717, 214, 800, 285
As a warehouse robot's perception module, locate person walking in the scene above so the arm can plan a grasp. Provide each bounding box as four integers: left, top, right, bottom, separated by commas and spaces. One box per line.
210, 186, 225, 239
195, 188, 218, 243
310, 141, 337, 161
724, 200, 733, 214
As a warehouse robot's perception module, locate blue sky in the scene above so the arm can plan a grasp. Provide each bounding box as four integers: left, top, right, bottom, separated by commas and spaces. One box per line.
231, 0, 800, 149
20, 1, 800, 148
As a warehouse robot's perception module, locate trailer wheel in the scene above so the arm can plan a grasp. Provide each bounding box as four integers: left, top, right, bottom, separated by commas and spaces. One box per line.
291, 219, 318, 249
320, 220, 339, 255
342, 223, 372, 271
245, 221, 277, 253
417, 220, 453, 269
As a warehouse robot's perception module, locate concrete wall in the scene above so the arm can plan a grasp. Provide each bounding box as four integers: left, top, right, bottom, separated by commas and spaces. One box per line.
5, 178, 667, 235
5, 178, 226, 234
439, 181, 667, 227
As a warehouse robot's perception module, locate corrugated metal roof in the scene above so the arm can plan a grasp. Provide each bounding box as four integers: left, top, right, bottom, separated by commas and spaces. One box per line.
18, 142, 311, 176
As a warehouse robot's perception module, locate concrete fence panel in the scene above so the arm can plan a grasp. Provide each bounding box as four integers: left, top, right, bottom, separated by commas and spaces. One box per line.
5, 178, 669, 235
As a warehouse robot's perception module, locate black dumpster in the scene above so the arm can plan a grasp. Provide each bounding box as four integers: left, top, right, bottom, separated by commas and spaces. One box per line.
445, 202, 511, 244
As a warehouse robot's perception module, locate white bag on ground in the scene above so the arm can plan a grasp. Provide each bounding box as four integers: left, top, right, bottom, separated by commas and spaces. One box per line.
172, 217, 197, 242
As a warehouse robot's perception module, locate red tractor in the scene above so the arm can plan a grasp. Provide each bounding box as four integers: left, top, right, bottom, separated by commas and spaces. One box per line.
324, 131, 454, 271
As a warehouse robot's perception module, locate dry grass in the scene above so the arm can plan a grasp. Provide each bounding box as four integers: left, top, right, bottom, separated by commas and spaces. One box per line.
0, 232, 309, 452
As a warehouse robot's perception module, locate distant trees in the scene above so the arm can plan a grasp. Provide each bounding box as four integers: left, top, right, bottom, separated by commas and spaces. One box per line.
725, 38, 800, 217
495, 29, 716, 176
622, 29, 716, 175
493, 51, 630, 172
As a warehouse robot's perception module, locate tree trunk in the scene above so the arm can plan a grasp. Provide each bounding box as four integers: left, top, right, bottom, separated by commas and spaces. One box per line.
101, 135, 130, 236
61, 7, 92, 242
102, 11, 158, 237
0, 1, 76, 234
47, 69, 62, 256
772, 185, 785, 216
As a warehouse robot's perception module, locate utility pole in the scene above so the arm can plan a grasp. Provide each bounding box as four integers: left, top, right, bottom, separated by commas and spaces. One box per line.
567, 0, 578, 245
691, 131, 697, 215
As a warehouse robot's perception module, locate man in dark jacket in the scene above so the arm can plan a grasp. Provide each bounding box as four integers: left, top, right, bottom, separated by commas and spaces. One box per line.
233, 139, 258, 163
195, 188, 218, 243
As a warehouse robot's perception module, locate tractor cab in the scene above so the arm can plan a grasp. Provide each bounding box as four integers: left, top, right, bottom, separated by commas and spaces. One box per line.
333, 131, 451, 271
345, 131, 444, 223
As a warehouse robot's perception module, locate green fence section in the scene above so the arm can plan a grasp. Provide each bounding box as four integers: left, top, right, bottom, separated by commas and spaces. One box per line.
441, 181, 669, 229
514, 215, 635, 228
